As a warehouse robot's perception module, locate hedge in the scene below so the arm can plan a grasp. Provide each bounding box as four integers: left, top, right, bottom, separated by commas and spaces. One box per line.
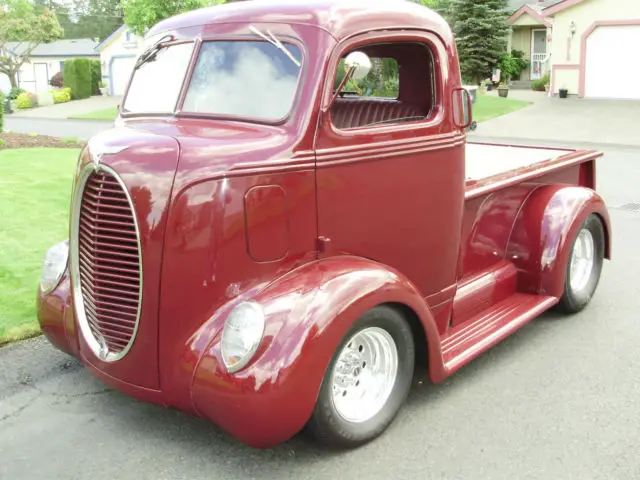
91, 60, 101, 95
63, 58, 92, 99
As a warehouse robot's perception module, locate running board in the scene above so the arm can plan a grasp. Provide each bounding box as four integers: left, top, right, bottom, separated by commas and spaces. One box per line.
441, 293, 558, 375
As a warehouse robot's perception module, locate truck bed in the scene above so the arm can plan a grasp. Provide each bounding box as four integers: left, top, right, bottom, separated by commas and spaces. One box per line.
464, 142, 602, 200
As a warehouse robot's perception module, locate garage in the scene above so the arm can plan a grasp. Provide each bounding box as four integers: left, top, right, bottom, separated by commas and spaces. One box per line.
110, 56, 136, 95
584, 25, 640, 100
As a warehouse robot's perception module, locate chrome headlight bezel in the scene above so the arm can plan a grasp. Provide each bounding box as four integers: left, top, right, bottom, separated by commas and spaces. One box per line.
40, 239, 69, 295
220, 302, 266, 374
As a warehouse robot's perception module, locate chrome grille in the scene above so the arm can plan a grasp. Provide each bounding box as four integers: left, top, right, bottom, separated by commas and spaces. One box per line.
71, 164, 142, 362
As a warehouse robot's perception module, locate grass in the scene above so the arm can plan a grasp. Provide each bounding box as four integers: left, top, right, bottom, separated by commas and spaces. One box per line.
472, 93, 531, 123
0, 148, 80, 344
69, 106, 118, 120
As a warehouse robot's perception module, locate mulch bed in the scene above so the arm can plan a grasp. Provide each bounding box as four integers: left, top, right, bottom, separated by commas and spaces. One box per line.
0, 132, 86, 150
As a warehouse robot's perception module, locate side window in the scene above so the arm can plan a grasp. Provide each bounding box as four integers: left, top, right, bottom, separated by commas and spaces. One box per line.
330, 42, 437, 130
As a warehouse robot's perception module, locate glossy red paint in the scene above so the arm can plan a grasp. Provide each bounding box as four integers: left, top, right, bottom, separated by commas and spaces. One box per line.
507, 185, 611, 297
35, 0, 612, 449
190, 256, 441, 448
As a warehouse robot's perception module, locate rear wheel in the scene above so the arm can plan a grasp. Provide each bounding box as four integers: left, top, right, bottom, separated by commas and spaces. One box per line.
557, 214, 605, 313
307, 306, 415, 448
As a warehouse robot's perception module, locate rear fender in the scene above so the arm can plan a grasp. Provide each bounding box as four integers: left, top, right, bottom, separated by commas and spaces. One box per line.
506, 185, 611, 298
189, 255, 442, 447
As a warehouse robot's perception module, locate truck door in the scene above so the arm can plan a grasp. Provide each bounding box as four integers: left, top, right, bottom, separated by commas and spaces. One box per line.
313, 30, 466, 333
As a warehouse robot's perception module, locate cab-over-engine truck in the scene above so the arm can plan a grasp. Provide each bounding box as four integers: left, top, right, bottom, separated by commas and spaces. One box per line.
37, 0, 611, 449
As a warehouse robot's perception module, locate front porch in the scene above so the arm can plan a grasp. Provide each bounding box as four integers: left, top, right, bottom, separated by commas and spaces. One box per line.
507, 6, 553, 86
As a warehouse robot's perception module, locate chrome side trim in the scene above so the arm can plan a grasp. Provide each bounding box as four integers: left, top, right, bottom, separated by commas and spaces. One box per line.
69, 163, 144, 363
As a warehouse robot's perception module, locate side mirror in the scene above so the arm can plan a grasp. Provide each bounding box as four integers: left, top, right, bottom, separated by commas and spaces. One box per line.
344, 51, 372, 80
452, 87, 473, 130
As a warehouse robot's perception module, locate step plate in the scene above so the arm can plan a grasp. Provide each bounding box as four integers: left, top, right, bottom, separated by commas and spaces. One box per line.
442, 293, 558, 374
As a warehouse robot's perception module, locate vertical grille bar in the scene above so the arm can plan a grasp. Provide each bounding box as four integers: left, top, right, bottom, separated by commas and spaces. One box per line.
70, 164, 143, 362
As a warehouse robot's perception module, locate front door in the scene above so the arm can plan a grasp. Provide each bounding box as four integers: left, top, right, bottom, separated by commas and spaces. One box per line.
313, 30, 466, 331
531, 29, 547, 80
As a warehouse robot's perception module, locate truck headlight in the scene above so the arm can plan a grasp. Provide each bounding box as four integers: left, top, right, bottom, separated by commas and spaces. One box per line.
220, 302, 265, 373
40, 240, 69, 294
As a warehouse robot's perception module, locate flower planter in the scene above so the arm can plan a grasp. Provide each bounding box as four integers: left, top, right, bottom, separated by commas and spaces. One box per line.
498, 88, 509, 98
99, 87, 108, 96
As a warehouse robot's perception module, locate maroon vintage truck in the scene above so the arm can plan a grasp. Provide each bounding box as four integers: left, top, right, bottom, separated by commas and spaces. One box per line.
37, 0, 611, 449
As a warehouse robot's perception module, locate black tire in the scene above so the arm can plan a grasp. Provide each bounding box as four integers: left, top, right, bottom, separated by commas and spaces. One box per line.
307, 305, 415, 449
556, 214, 605, 314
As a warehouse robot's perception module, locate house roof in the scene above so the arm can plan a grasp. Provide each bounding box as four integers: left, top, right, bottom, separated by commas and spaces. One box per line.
5, 38, 99, 57
94, 25, 127, 52
507, 0, 567, 25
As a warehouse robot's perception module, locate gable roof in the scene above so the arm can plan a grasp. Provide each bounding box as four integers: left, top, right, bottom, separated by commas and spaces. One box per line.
5, 38, 99, 57
94, 24, 127, 52
508, 4, 553, 26
542, 0, 588, 16
508, 0, 571, 25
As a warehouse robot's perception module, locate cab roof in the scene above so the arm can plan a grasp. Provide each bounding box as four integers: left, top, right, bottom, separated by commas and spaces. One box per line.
148, 0, 453, 43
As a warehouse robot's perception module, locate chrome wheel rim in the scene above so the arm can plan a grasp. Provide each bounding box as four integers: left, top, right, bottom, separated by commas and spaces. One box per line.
330, 327, 399, 423
569, 228, 595, 293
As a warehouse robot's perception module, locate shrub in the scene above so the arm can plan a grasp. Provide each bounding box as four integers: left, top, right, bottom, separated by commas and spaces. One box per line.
63, 58, 92, 99
50, 71, 64, 88
90, 60, 102, 95
51, 87, 72, 104
9, 87, 25, 100
16, 91, 33, 109
0, 91, 4, 133
532, 72, 550, 91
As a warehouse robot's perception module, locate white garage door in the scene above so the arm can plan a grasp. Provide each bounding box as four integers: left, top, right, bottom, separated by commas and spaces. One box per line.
585, 25, 640, 99
111, 57, 136, 96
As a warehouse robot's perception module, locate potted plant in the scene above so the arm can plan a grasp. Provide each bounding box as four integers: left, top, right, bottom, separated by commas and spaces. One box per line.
544, 83, 550, 93
99, 81, 107, 96
559, 87, 568, 99
497, 82, 509, 98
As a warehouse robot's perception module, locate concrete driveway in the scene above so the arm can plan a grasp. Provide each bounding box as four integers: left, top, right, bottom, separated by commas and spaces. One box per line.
471, 92, 640, 148
9, 95, 121, 119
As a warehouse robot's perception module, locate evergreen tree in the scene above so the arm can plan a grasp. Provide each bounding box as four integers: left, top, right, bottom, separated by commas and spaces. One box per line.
449, 0, 510, 84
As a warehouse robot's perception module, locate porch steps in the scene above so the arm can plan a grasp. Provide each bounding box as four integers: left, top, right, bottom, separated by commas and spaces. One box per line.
510, 80, 533, 90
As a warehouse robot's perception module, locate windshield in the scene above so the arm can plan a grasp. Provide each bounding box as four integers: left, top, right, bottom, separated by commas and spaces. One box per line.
122, 42, 194, 114
121, 39, 304, 122
182, 40, 303, 121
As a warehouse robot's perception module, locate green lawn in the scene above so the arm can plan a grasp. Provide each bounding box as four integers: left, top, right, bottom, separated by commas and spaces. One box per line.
69, 106, 118, 120
472, 93, 531, 123
0, 148, 80, 344
67, 94, 528, 124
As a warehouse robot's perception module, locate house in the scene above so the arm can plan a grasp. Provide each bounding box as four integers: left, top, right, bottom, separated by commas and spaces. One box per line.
1, 38, 99, 93
507, 0, 640, 99
95, 25, 146, 96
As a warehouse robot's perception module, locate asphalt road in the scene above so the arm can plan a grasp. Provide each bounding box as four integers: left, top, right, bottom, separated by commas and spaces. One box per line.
1, 143, 639, 480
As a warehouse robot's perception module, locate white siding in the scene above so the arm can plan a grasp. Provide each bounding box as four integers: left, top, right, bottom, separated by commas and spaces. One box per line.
99, 28, 145, 96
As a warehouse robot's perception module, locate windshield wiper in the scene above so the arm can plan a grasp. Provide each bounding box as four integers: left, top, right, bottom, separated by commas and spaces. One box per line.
248, 25, 301, 67
134, 34, 174, 71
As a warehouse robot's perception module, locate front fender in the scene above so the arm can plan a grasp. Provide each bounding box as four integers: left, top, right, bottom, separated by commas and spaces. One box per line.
507, 185, 611, 298
189, 255, 440, 448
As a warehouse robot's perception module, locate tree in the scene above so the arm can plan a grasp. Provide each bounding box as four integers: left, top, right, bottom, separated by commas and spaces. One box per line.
122, 0, 228, 37
0, 0, 64, 88
448, 0, 510, 84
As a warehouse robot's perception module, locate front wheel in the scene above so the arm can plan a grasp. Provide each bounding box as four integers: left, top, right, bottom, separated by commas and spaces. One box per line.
557, 214, 605, 313
307, 306, 415, 449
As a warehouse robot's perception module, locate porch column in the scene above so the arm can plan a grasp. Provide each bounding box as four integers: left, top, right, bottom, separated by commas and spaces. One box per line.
507, 26, 513, 52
